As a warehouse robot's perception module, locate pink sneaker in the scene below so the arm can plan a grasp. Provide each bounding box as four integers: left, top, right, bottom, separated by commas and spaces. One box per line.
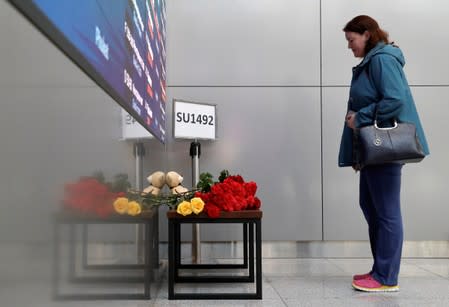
353, 272, 371, 280
352, 275, 399, 292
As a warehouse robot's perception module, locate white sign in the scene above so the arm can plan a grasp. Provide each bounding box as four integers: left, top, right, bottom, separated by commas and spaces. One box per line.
173, 99, 217, 140
121, 109, 153, 140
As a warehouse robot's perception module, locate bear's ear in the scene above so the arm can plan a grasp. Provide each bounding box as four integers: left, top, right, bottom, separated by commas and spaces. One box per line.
146, 174, 153, 183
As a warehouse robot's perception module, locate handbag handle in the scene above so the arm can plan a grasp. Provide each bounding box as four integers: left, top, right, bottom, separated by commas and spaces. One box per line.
374, 120, 398, 130
373, 103, 398, 130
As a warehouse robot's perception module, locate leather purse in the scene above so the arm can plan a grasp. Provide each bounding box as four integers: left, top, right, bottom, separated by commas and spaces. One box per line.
355, 119, 425, 167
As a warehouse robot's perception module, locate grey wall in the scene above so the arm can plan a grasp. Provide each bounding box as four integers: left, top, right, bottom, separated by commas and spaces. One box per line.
163, 0, 449, 241
1, 0, 448, 246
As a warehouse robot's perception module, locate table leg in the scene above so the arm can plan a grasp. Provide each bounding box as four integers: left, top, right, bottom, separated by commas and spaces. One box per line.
243, 222, 248, 268
144, 221, 152, 298
168, 219, 176, 299
249, 221, 254, 282
255, 219, 262, 299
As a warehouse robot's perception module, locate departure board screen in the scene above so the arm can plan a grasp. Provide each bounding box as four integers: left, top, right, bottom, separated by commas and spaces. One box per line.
9, 0, 167, 143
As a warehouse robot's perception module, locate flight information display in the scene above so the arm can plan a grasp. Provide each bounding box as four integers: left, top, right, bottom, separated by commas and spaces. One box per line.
10, 0, 167, 143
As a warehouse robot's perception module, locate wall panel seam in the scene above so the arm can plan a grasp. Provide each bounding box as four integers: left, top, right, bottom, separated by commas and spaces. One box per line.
319, 0, 324, 241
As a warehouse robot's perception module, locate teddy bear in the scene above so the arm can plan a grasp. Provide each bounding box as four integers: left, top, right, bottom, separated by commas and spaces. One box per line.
142, 171, 166, 196
165, 171, 189, 194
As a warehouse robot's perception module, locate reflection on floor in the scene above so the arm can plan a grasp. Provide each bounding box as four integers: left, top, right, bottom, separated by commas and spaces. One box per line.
2, 255, 449, 306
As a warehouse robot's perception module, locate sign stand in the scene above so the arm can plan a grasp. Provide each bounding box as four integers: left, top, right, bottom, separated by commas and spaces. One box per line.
190, 140, 201, 263
173, 99, 217, 265
134, 142, 145, 263
121, 109, 154, 264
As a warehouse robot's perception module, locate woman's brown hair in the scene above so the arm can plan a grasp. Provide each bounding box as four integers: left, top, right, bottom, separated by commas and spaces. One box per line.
343, 15, 389, 54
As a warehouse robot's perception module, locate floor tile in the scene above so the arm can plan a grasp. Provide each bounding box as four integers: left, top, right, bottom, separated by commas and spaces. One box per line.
3, 257, 449, 306
404, 258, 449, 278
263, 258, 345, 277
151, 299, 285, 306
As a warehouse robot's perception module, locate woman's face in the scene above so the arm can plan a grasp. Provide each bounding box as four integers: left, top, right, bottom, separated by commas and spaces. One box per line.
345, 31, 369, 58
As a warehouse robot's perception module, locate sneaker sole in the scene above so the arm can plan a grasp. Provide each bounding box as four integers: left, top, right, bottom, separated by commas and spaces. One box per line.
352, 282, 399, 292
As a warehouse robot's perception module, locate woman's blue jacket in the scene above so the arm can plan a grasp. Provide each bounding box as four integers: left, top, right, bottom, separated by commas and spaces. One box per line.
338, 43, 430, 167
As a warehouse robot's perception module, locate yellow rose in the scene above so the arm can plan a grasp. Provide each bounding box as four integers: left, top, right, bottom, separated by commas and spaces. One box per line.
177, 200, 192, 216
190, 197, 204, 214
113, 197, 129, 214
127, 201, 142, 216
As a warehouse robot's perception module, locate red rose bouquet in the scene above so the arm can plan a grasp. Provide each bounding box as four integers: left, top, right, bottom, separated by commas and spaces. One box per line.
194, 170, 261, 218
63, 172, 130, 218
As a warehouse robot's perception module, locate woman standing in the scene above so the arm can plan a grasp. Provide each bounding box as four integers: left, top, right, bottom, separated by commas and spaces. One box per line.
339, 15, 429, 292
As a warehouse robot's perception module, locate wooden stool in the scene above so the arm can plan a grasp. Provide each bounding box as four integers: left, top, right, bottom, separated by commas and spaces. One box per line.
167, 210, 263, 300
53, 209, 158, 300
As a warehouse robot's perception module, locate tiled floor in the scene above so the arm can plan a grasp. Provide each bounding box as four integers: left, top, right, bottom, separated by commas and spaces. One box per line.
0, 258, 449, 307
2, 257, 449, 306
147, 258, 449, 307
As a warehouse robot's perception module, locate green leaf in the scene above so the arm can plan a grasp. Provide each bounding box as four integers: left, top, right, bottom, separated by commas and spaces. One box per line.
197, 172, 214, 192
91, 171, 105, 183
110, 173, 131, 193
218, 169, 230, 183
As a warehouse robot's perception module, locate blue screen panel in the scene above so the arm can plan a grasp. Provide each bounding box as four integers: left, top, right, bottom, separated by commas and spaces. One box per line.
10, 0, 167, 143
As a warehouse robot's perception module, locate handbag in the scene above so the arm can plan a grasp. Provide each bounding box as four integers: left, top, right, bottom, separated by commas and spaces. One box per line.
355, 118, 425, 167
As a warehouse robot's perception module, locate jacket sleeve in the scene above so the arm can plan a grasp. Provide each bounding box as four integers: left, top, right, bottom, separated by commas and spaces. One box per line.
355, 54, 405, 127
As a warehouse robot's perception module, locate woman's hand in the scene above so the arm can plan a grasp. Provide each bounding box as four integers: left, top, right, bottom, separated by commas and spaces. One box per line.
345, 111, 357, 129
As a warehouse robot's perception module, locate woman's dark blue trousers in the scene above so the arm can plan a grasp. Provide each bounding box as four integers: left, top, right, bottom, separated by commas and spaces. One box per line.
359, 163, 403, 286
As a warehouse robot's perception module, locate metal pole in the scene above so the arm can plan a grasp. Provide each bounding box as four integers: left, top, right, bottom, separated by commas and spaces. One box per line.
190, 140, 201, 264
134, 142, 145, 263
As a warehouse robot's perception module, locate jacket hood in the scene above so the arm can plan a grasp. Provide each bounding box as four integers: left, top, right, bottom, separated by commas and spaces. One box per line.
358, 43, 405, 68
